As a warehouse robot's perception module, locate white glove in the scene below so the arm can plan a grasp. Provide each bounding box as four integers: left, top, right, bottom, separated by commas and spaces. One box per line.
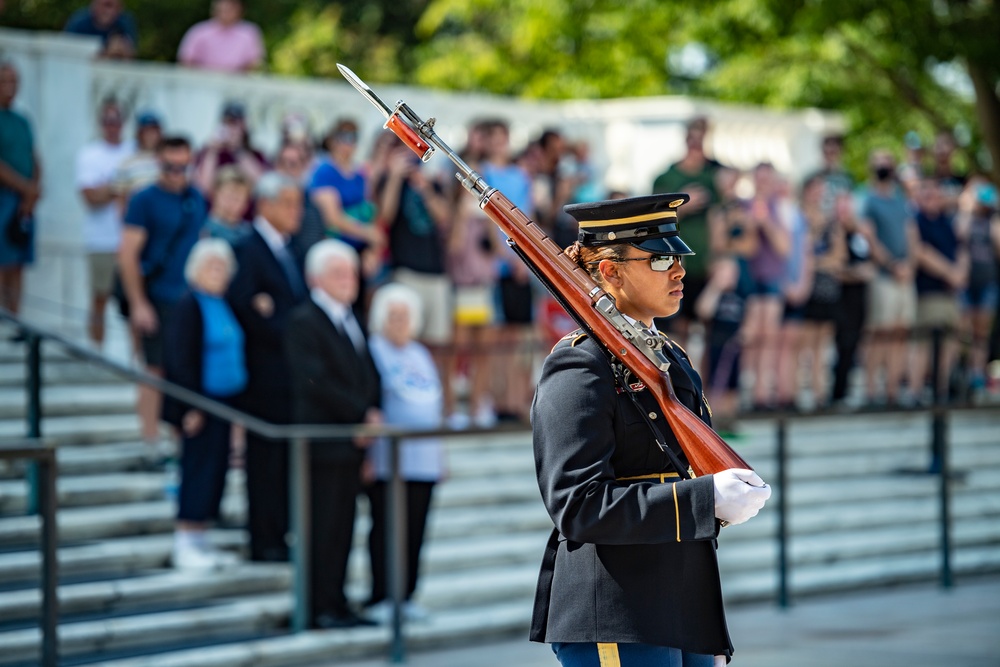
713, 468, 772, 526
714, 656, 727, 667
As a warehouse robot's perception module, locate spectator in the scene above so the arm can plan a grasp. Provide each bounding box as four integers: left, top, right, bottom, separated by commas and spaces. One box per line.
310, 120, 383, 260
774, 176, 813, 410
652, 116, 721, 348
162, 238, 245, 570
225, 172, 307, 562
479, 120, 535, 425
202, 166, 251, 245
0, 61, 41, 319
956, 180, 1000, 393
119, 136, 207, 445
375, 144, 453, 396
284, 239, 380, 629
446, 132, 501, 428
177, 0, 265, 73
807, 134, 854, 215
363, 283, 444, 624
193, 102, 267, 197
799, 175, 846, 409
861, 150, 919, 405
931, 132, 966, 212
741, 162, 791, 410
898, 131, 927, 191
278, 111, 317, 180
77, 99, 135, 346
696, 170, 756, 427
831, 192, 875, 407
534, 129, 576, 248
114, 111, 163, 203
909, 178, 966, 401
64, 0, 138, 60
276, 143, 326, 265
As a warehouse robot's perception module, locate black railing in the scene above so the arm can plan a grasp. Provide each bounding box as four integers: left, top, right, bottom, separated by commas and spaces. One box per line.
1, 310, 529, 666
4, 310, 999, 664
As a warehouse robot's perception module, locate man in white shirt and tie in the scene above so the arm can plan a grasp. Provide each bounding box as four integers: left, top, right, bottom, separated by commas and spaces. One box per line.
285, 239, 382, 628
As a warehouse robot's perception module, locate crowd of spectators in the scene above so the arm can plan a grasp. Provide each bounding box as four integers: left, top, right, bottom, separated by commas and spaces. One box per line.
4, 3, 1000, 624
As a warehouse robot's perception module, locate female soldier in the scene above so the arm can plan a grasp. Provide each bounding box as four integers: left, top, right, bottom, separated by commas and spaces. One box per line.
530, 193, 771, 666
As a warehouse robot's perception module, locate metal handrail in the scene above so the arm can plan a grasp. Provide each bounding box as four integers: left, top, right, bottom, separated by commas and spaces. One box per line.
0, 308, 529, 664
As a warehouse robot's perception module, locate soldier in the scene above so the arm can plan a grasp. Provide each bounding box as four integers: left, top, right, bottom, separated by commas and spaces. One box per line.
530, 193, 772, 666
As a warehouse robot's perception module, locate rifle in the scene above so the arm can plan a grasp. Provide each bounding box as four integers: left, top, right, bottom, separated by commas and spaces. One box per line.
338, 65, 751, 477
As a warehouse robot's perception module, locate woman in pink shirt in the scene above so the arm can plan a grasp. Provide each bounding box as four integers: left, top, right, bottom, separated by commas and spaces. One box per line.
177, 0, 265, 73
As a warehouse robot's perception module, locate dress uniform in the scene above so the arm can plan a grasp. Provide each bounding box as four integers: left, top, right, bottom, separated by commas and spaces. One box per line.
530, 194, 735, 665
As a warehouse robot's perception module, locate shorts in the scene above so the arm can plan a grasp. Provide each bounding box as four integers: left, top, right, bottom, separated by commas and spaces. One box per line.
782, 301, 806, 322
454, 285, 495, 327
140, 299, 175, 369
916, 293, 961, 329
803, 298, 837, 322
751, 278, 783, 298
88, 252, 117, 297
867, 275, 916, 328
961, 283, 999, 311
391, 267, 453, 344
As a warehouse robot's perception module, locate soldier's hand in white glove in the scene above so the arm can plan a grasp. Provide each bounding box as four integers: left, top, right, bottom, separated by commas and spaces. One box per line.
713, 468, 771, 525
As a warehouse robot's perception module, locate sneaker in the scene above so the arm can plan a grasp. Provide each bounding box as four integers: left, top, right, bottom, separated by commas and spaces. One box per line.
446, 412, 471, 430
472, 406, 497, 429
173, 542, 237, 571
363, 600, 394, 625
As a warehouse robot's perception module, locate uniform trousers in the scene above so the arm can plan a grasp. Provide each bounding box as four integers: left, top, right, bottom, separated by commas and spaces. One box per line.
310, 455, 363, 620
245, 433, 289, 561
552, 642, 714, 667
176, 412, 230, 522
365, 480, 435, 604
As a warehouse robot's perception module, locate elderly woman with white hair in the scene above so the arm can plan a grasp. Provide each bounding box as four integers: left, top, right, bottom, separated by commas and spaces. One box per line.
363, 282, 445, 624
163, 238, 247, 570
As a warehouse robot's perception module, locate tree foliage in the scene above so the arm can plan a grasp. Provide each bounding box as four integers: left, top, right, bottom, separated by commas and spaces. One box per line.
6, 0, 998, 180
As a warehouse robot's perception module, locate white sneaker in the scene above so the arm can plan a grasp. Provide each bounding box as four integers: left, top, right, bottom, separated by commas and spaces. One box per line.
173, 543, 238, 571
364, 600, 393, 625
472, 406, 497, 429
446, 412, 471, 430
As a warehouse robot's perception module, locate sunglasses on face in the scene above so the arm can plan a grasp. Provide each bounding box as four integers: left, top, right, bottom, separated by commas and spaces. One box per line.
597, 254, 681, 272
160, 161, 188, 174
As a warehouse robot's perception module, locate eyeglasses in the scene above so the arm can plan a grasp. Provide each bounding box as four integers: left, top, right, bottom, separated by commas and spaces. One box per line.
604, 255, 681, 272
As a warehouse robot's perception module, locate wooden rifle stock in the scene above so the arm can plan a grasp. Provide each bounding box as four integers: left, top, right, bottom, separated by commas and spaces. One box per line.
480, 193, 751, 477
333, 64, 751, 477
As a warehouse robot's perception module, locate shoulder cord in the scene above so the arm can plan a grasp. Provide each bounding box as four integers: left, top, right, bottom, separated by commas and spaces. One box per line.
610, 359, 691, 481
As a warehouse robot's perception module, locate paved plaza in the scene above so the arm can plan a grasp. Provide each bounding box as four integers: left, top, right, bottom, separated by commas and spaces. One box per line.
346, 575, 1000, 667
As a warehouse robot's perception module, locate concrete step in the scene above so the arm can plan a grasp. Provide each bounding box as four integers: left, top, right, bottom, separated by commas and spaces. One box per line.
0, 472, 165, 514
0, 384, 136, 420
0, 412, 140, 445
0, 531, 245, 585
0, 592, 291, 665
76, 598, 531, 667
0, 564, 289, 624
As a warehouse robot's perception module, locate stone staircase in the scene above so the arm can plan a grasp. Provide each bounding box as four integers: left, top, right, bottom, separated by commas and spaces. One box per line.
0, 340, 998, 666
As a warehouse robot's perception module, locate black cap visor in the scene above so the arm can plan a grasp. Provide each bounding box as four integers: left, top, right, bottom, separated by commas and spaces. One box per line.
630, 234, 694, 256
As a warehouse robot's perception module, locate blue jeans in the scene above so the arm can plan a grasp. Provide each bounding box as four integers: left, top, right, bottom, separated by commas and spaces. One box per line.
552, 642, 715, 667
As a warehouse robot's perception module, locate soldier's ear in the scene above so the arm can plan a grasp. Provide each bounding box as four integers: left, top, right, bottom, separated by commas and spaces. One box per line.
597, 258, 623, 287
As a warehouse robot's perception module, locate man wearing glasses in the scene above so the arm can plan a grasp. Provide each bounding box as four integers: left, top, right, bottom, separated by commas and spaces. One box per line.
119, 136, 208, 449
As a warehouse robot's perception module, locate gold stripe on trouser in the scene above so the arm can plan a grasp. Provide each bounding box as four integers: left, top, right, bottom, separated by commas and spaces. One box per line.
596, 642, 621, 667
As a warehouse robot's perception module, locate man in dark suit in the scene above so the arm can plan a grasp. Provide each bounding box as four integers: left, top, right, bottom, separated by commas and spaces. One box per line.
226, 172, 307, 562
285, 238, 382, 629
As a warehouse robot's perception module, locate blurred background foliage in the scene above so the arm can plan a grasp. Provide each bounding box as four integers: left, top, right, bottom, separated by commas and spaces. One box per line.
4, 0, 998, 181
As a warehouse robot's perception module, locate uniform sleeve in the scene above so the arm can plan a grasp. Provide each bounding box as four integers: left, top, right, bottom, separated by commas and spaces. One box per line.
532, 343, 719, 545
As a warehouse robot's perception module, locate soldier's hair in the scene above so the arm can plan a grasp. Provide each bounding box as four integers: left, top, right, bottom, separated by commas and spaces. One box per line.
563, 241, 631, 285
